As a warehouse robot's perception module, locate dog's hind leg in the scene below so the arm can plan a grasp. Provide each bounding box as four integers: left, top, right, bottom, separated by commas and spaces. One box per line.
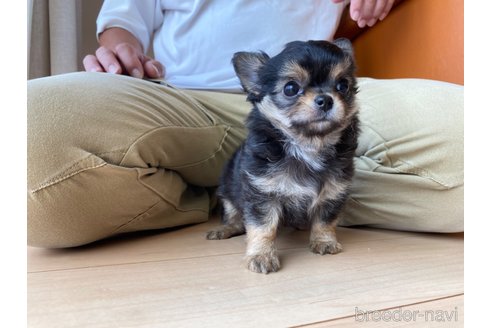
206, 199, 245, 240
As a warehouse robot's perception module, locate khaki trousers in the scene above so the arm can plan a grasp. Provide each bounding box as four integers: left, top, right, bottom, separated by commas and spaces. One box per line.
27, 72, 463, 248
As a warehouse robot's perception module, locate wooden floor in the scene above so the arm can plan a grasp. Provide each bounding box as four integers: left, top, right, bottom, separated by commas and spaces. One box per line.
28, 216, 463, 327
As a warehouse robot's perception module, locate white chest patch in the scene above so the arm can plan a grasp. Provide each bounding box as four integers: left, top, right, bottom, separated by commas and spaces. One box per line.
284, 143, 325, 171
247, 171, 350, 211
247, 172, 317, 199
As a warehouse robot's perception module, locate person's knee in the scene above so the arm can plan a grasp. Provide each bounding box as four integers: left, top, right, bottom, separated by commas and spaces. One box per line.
27, 187, 113, 248
27, 198, 90, 248
340, 163, 464, 233
423, 184, 463, 233
379, 183, 463, 233
356, 78, 463, 185
354, 78, 463, 232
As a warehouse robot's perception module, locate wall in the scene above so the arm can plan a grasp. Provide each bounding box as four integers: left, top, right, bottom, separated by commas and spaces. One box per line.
352, 0, 464, 85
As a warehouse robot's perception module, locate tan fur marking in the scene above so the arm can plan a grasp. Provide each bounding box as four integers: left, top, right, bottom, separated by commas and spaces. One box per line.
310, 219, 337, 242
245, 224, 277, 256
309, 217, 342, 255
245, 224, 280, 274
257, 96, 293, 137
280, 61, 310, 85
288, 90, 317, 121
244, 206, 281, 273
291, 91, 347, 125
245, 204, 280, 255
329, 59, 351, 81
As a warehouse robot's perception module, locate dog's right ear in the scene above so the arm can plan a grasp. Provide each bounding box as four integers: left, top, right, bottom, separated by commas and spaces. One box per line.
232, 51, 270, 98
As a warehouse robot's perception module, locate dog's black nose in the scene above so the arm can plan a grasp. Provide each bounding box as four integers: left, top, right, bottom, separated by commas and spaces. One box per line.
314, 95, 333, 112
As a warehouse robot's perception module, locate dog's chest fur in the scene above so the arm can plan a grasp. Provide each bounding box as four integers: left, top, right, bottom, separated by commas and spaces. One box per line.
248, 146, 347, 197
241, 129, 353, 228
246, 145, 350, 219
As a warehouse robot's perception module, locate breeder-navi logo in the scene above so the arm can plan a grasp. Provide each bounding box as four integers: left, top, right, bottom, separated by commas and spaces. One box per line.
354, 307, 459, 322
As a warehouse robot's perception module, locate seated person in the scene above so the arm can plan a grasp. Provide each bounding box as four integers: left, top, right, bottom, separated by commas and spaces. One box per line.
27, 0, 463, 248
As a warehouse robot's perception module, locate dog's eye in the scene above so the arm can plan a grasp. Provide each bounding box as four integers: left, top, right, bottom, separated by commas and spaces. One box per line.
283, 81, 301, 97
336, 79, 349, 94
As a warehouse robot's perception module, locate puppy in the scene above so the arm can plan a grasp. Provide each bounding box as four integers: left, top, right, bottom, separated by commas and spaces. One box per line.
206, 39, 359, 274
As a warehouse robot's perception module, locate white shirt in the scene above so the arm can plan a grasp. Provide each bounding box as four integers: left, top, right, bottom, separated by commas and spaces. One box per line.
97, 0, 346, 91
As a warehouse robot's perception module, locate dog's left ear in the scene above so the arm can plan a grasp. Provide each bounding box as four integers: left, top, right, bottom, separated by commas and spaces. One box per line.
333, 38, 354, 59
232, 51, 270, 97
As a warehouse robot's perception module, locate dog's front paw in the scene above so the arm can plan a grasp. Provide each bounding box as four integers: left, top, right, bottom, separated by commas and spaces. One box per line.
310, 240, 343, 255
245, 253, 280, 274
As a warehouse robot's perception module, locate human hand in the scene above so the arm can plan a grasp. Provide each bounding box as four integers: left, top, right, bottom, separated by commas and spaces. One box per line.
83, 28, 164, 79
332, 0, 395, 28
